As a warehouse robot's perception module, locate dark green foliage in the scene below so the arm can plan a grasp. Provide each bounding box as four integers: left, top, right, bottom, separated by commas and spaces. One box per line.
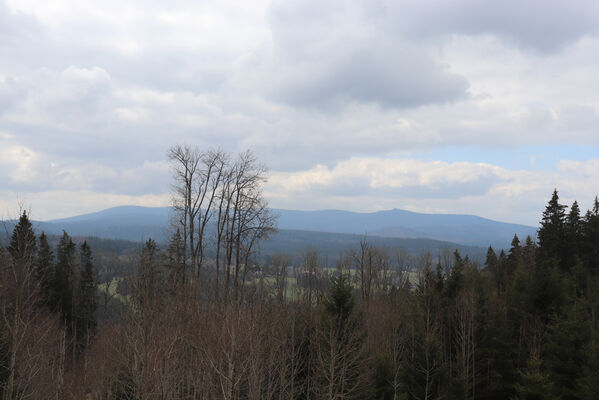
538, 189, 567, 269
134, 238, 164, 306
544, 304, 588, 400
323, 273, 355, 324
582, 197, 599, 273
166, 228, 185, 287
515, 357, 556, 400
317, 274, 366, 398
76, 241, 97, 342
7, 211, 37, 267
53, 231, 77, 326
35, 232, 54, 297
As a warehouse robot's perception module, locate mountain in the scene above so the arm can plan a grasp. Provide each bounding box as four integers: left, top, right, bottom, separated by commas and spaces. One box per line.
275, 208, 537, 248
2, 205, 539, 264
41, 205, 171, 242
19, 205, 538, 250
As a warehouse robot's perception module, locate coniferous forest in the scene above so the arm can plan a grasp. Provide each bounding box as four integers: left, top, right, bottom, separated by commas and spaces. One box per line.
1, 150, 599, 399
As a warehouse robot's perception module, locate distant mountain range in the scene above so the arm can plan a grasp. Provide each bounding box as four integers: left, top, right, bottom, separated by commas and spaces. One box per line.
0, 206, 536, 264
34, 206, 536, 248
276, 208, 537, 248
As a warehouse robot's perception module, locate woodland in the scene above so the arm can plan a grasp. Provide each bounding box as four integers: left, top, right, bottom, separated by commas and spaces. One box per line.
1, 146, 599, 399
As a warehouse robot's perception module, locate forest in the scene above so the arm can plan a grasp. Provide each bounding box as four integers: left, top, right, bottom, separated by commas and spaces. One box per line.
1, 147, 599, 399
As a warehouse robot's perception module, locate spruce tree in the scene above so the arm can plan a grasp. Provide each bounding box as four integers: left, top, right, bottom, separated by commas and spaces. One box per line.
135, 238, 163, 306
76, 241, 97, 342
7, 211, 37, 268
35, 232, 54, 298
484, 246, 498, 274
167, 228, 185, 288
538, 189, 567, 270
317, 274, 366, 398
507, 234, 521, 277
582, 197, 599, 273
53, 231, 77, 326
522, 235, 537, 268
565, 200, 582, 267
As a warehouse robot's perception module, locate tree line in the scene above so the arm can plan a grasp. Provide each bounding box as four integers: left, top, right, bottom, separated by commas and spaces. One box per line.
1, 144, 599, 399
0, 212, 98, 399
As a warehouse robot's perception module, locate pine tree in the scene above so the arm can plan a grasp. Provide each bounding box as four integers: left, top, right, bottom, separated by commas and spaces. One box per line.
166, 228, 185, 288
134, 238, 163, 306
544, 303, 588, 400
582, 197, 599, 273
35, 232, 54, 299
522, 236, 537, 269
323, 274, 355, 326
538, 189, 567, 270
7, 211, 37, 268
317, 274, 366, 398
507, 234, 521, 277
53, 231, 77, 326
565, 200, 582, 267
76, 241, 97, 343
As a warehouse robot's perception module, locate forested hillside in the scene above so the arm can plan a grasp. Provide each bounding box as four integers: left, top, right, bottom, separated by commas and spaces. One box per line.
1, 188, 598, 399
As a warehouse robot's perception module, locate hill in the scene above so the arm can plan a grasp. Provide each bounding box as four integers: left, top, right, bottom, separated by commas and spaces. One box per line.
34, 205, 535, 249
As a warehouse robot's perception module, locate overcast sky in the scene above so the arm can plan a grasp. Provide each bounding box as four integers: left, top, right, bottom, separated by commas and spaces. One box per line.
1, 0, 598, 225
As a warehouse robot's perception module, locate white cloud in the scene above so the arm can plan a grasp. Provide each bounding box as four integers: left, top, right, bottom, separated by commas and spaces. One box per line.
0, 0, 598, 223
266, 157, 599, 225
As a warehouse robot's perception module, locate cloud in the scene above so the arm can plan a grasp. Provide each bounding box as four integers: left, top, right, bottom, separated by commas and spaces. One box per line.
0, 0, 598, 224
0, 141, 170, 195
264, 0, 468, 109
265, 157, 599, 225
384, 0, 599, 53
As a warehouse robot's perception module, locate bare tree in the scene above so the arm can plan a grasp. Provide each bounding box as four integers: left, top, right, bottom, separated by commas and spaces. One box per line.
168, 146, 228, 282
169, 146, 276, 301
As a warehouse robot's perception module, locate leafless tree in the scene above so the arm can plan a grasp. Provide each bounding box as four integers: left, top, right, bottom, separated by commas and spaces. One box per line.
169, 146, 276, 301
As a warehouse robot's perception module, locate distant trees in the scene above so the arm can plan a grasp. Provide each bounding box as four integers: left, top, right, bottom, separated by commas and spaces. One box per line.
6, 165, 599, 399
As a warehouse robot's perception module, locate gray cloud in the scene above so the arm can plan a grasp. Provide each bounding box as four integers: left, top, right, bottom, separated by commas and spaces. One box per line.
382, 0, 599, 53
266, 0, 468, 109
0, 0, 598, 222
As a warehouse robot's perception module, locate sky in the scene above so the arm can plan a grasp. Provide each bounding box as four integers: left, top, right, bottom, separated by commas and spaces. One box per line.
1, 0, 598, 226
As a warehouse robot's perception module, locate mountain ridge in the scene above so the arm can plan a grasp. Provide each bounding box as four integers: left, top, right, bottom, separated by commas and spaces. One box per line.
33, 205, 537, 249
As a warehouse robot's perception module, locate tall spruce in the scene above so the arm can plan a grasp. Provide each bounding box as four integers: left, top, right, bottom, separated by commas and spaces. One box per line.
35, 232, 54, 301
167, 228, 186, 288
538, 189, 567, 269
7, 211, 37, 268
565, 200, 582, 267
583, 197, 599, 273
53, 231, 77, 327
507, 234, 521, 276
76, 241, 97, 342
522, 235, 537, 268
135, 238, 163, 306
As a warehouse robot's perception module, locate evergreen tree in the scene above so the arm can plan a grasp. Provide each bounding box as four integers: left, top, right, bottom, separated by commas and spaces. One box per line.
35, 232, 54, 298
166, 228, 185, 288
76, 241, 97, 343
323, 273, 355, 326
544, 303, 588, 400
134, 238, 163, 306
538, 189, 567, 270
565, 200, 582, 267
316, 274, 366, 398
7, 211, 37, 268
582, 197, 599, 273
522, 236, 537, 269
53, 231, 77, 326
515, 356, 556, 400
507, 234, 521, 277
